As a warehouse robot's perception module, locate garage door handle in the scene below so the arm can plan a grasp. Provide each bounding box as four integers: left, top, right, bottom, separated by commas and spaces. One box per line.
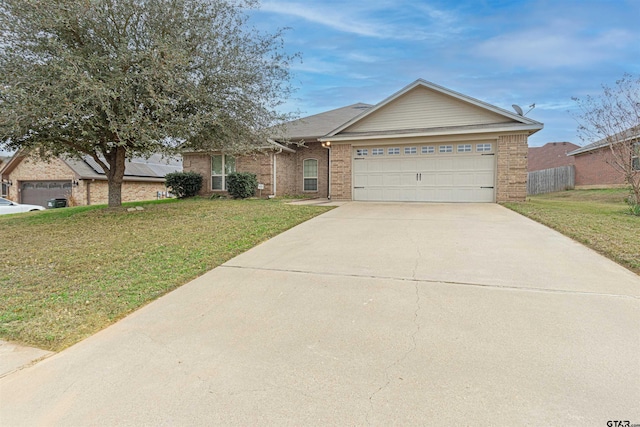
416, 173, 422, 181
481, 153, 495, 156
481, 186, 494, 189
354, 186, 365, 189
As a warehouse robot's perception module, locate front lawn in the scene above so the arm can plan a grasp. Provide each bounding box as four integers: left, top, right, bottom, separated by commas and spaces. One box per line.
0, 198, 332, 351
503, 189, 640, 275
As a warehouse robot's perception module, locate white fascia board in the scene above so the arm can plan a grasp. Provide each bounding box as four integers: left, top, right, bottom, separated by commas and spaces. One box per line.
320, 123, 543, 143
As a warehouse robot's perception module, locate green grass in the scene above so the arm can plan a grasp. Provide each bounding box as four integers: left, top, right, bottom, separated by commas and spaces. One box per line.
0, 198, 332, 351
503, 189, 640, 275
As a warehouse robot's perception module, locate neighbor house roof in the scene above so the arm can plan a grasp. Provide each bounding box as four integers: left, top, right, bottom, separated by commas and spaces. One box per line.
528, 142, 579, 172
568, 126, 640, 156
0, 151, 182, 182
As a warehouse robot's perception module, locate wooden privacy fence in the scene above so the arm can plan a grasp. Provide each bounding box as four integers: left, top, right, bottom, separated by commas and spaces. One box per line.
527, 166, 575, 195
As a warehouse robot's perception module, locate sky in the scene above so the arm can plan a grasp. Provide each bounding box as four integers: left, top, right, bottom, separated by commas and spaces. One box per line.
248, 0, 640, 147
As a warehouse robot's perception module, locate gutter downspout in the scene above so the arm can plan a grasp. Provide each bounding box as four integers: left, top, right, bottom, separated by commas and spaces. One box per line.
270, 148, 282, 198
322, 142, 331, 199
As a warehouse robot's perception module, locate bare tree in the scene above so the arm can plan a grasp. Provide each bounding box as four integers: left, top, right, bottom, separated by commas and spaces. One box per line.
0, 0, 296, 206
573, 74, 640, 205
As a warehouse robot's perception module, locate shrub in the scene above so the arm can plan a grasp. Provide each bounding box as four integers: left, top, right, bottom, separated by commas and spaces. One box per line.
165, 172, 203, 198
626, 197, 640, 216
227, 172, 258, 199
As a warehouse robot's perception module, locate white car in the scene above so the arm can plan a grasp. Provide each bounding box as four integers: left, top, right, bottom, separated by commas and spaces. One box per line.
0, 197, 46, 215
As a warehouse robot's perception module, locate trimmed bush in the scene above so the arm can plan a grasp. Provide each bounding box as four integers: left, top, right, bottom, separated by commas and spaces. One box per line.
165, 172, 203, 198
227, 172, 258, 199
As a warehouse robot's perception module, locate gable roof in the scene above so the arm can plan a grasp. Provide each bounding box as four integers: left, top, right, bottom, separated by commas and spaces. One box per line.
321, 79, 543, 141
568, 125, 640, 156
0, 151, 181, 181
273, 103, 373, 141
528, 142, 579, 172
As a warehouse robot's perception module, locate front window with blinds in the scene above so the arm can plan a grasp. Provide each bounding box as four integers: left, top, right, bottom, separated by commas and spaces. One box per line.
303, 159, 318, 191
212, 154, 235, 190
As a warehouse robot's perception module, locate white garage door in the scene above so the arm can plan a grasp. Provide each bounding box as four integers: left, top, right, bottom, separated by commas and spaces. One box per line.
353, 143, 495, 202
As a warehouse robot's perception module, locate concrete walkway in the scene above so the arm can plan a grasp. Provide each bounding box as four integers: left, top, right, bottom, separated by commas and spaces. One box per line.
1, 203, 638, 426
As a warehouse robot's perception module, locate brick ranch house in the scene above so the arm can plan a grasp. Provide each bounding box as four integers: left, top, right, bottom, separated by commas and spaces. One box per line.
184, 79, 544, 203
0, 152, 181, 206
567, 127, 640, 188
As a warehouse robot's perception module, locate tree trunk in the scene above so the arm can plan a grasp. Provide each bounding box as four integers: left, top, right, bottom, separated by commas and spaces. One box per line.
105, 146, 127, 207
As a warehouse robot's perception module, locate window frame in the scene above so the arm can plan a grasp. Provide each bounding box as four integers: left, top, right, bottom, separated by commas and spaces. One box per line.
211, 154, 236, 191
421, 146, 435, 154
633, 142, 640, 171
303, 158, 318, 192
477, 143, 493, 152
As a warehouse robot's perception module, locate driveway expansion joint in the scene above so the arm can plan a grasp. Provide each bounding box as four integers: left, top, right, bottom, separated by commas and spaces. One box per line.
220, 265, 639, 300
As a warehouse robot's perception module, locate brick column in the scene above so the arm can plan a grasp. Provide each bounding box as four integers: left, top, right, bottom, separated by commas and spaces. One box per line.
329, 144, 352, 200
497, 134, 528, 202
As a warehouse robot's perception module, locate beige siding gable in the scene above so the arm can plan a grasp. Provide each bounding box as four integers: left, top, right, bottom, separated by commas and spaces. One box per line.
342, 86, 515, 133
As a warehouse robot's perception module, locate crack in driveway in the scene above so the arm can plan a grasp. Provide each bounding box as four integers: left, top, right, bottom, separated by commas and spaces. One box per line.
365, 282, 422, 425
220, 265, 639, 300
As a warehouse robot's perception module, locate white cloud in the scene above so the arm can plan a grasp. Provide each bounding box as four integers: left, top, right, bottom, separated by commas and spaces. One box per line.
474, 22, 635, 69
260, 1, 463, 41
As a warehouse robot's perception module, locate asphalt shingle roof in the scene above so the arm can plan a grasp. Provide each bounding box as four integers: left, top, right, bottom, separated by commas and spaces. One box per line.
568, 126, 640, 155
274, 103, 373, 141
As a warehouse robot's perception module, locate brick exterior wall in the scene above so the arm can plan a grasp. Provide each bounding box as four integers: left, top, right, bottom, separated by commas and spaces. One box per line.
497, 134, 528, 202
3, 155, 166, 205
276, 151, 296, 196
297, 143, 329, 198
237, 153, 274, 195
573, 148, 627, 187
86, 180, 166, 205
329, 143, 352, 200
182, 154, 213, 196
183, 143, 330, 198
3, 156, 81, 204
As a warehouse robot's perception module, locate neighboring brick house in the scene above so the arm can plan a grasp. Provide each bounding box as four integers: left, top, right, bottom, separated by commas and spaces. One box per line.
0, 155, 9, 197
528, 142, 579, 172
184, 79, 544, 203
0, 152, 181, 206
567, 127, 640, 188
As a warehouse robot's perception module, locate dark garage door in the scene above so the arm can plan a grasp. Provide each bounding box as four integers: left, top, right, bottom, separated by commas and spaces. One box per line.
21, 181, 72, 207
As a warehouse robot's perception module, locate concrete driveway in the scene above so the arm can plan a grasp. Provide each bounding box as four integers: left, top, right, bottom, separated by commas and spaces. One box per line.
1, 203, 638, 426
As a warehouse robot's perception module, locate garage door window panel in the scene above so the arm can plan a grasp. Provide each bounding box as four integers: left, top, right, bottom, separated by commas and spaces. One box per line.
439, 145, 453, 153
457, 144, 472, 153
477, 143, 492, 152
422, 146, 435, 154
303, 159, 318, 191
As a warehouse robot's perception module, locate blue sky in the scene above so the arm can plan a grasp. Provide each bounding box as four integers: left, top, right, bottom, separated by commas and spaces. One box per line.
249, 0, 640, 147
